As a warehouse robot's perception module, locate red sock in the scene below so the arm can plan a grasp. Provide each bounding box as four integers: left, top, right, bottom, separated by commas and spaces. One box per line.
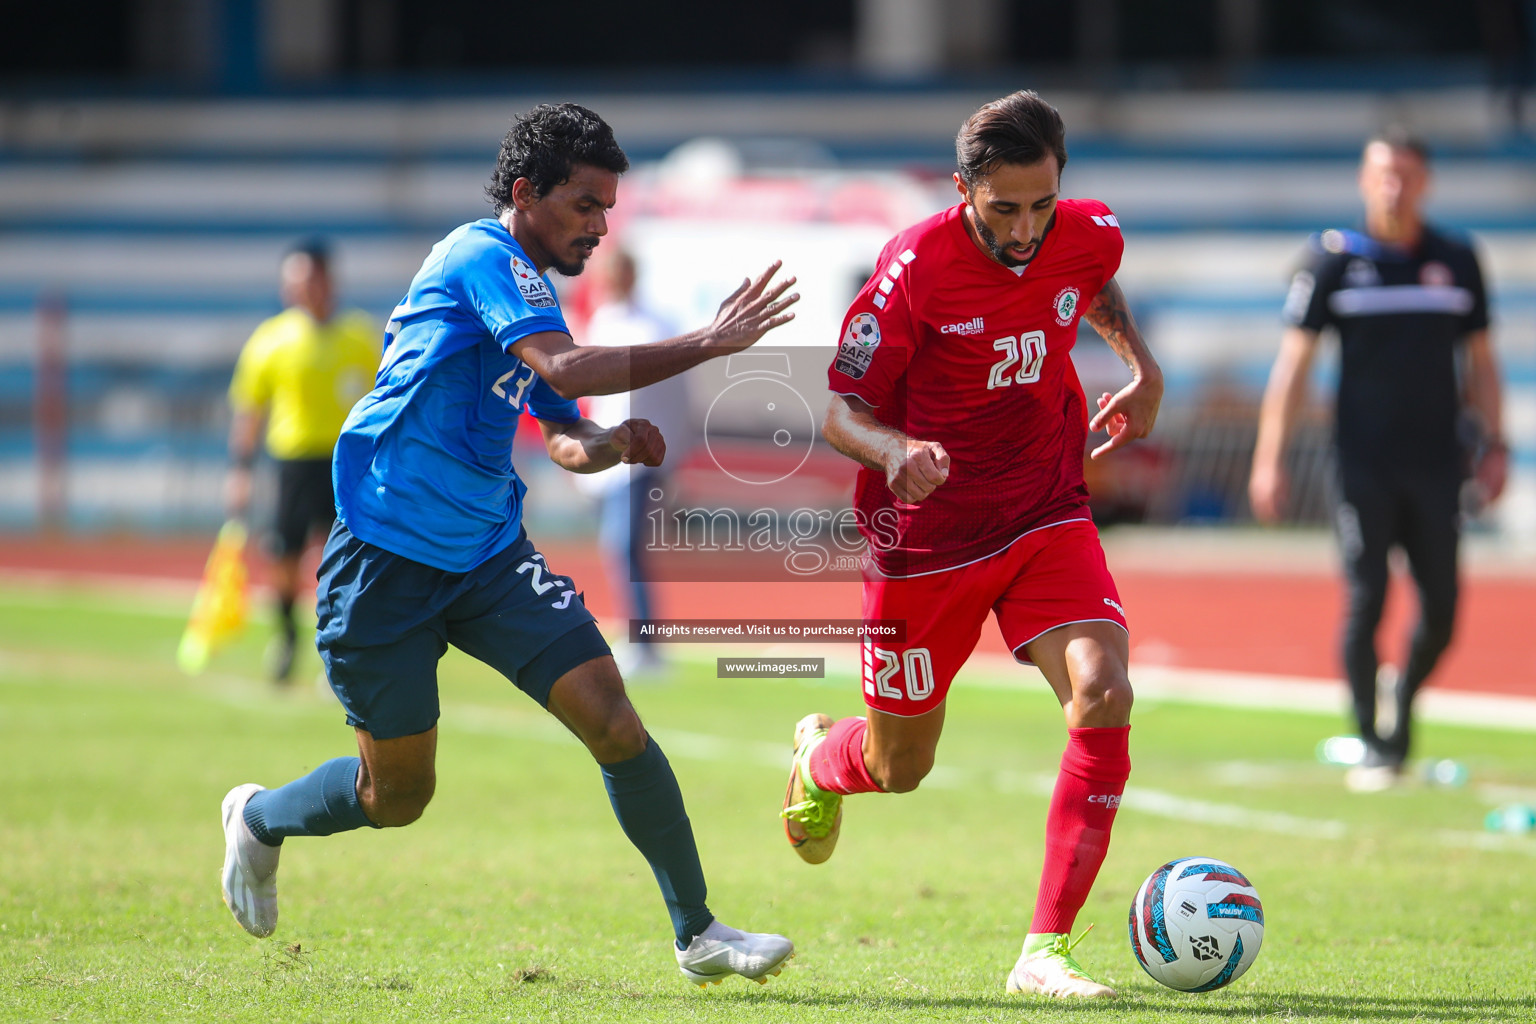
807, 716, 885, 795
1030, 725, 1131, 935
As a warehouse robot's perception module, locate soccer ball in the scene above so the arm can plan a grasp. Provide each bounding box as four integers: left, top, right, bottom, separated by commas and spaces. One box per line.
1128, 857, 1264, 992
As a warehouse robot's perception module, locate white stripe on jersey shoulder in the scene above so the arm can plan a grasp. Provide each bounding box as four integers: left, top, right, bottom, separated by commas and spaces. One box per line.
875, 249, 918, 301
1329, 284, 1473, 317
1089, 213, 1121, 228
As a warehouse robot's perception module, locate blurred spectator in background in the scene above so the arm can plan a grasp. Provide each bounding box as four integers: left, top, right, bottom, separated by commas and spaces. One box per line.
226, 240, 380, 683
1249, 131, 1507, 792
574, 246, 692, 676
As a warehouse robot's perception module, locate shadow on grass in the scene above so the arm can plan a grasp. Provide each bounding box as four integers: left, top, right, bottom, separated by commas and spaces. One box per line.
670, 988, 1536, 1022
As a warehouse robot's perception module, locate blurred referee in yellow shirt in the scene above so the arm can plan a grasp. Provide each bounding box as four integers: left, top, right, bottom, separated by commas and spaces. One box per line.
226, 240, 380, 682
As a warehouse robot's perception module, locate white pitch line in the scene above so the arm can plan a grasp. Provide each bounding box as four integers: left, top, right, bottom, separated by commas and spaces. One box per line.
982, 768, 1346, 838
447, 704, 1349, 839
671, 641, 1536, 733
446, 707, 1536, 854
1434, 829, 1536, 857
5, 653, 1528, 857
452, 704, 792, 771
1118, 786, 1348, 840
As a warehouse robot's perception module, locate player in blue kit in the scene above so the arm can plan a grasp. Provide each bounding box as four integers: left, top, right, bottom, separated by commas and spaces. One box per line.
219, 103, 800, 986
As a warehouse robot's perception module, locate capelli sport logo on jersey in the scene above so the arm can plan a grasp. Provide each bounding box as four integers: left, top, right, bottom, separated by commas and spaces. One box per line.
509, 256, 557, 309
1053, 287, 1081, 326
940, 316, 985, 336
835, 312, 881, 379
1088, 794, 1122, 808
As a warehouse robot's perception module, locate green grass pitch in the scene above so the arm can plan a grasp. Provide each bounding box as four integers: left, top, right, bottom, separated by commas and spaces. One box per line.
3, 578, 1534, 1023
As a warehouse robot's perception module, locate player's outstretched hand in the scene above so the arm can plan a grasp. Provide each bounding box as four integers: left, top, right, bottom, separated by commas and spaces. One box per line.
609, 418, 666, 467
886, 439, 949, 504
706, 261, 799, 352
1088, 374, 1162, 460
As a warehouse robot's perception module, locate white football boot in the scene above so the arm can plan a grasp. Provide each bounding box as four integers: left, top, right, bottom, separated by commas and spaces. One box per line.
1345, 763, 1402, 792
221, 783, 281, 937
676, 920, 794, 987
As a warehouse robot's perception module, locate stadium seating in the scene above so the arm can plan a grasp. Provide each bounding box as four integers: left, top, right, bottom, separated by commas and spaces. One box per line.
1, 89, 1530, 536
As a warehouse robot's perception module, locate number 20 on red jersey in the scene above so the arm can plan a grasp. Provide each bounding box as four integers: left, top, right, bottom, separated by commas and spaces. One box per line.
986, 330, 1047, 390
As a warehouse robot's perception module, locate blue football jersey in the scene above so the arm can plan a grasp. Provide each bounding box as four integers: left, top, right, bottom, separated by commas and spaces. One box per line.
333, 219, 581, 572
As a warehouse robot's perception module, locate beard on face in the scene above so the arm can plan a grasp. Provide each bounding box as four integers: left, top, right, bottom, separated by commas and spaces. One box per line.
550, 236, 601, 277
970, 204, 1038, 268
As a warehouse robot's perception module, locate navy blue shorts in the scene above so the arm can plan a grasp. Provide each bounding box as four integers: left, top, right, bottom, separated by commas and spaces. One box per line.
315, 520, 611, 740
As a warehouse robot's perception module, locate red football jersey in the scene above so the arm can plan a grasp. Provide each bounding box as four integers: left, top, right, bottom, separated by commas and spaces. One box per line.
827, 199, 1124, 577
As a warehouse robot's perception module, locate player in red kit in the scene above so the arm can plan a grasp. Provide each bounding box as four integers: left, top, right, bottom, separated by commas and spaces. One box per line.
780, 91, 1163, 997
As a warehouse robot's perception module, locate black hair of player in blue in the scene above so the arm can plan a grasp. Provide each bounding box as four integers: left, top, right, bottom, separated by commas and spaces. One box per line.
956, 90, 1068, 186
485, 103, 630, 213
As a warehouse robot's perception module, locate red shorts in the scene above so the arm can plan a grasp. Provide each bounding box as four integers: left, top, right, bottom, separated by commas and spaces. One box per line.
859, 518, 1127, 717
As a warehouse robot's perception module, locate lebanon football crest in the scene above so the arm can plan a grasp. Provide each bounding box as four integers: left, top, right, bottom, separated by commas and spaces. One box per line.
1053, 286, 1081, 327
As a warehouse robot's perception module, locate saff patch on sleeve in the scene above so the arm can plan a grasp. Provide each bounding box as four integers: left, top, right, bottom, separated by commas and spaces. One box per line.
509, 256, 557, 308
835, 312, 881, 379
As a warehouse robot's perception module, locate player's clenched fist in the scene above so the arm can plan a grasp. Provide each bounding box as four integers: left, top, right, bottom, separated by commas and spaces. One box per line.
609, 418, 666, 466
884, 439, 949, 504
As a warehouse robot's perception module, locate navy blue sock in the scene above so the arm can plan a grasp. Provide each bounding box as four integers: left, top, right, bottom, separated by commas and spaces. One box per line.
243, 756, 376, 846
600, 737, 713, 947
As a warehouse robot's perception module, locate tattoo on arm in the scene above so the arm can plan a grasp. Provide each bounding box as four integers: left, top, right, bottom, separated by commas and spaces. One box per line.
1083, 279, 1141, 362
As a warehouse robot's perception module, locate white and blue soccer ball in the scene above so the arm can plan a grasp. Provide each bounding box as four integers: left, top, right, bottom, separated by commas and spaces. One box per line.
1128, 857, 1264, 992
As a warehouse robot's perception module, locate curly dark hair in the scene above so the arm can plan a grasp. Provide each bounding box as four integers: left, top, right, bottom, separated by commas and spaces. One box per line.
956, 90, 1068, 187
485, 103, 630, 214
